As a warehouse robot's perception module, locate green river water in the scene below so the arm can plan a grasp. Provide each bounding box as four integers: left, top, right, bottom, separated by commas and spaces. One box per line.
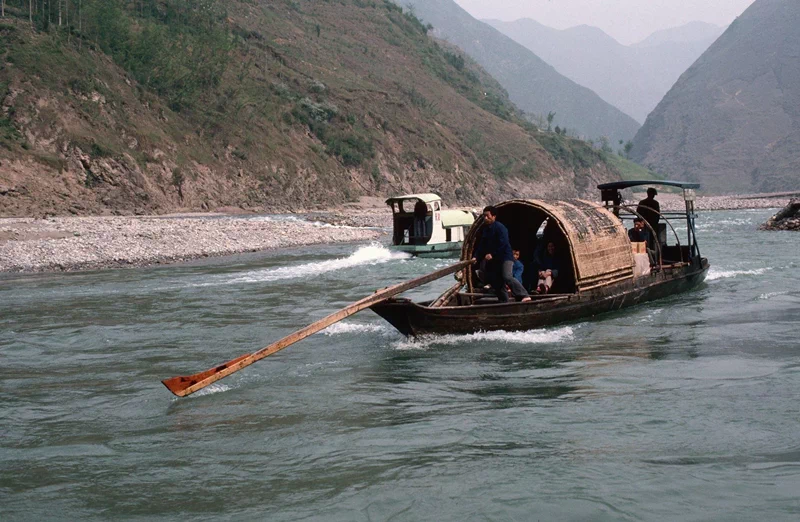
1, 209, 799, 520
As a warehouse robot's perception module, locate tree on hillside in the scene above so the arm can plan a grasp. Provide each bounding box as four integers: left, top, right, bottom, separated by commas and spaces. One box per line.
546, 111, 555, 132
598, 136, 612, 154
624, 140, 633, 159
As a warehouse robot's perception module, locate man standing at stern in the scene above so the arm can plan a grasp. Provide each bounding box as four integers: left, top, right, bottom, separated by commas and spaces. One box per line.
474, 206, 531, 303
636, 187, 661, 248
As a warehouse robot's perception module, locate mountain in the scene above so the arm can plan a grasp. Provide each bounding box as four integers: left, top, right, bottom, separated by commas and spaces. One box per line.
485, 18, 724, 123
631, 0, 800, 194
0, 0, 625, 217
634, 21, 723, 48
394, 0, 641, 145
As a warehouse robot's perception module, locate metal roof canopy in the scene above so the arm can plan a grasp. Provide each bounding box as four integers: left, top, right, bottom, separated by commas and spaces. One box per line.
597, 180, 700, 190
440, 210, 474, 229
385, 193, 442, 205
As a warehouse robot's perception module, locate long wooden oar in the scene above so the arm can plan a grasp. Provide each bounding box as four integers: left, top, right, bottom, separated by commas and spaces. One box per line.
162, 259, 475, 397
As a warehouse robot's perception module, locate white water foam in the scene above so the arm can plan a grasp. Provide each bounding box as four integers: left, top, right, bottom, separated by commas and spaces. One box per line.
639, 308, 664, 323
695, 218, 754, 229
393, 326, 575, 351
759, 291, 790, 300
194, 243, 410, 287
707, 267, 770, 281
190, 383, 232, 397
323, 322, 394, 336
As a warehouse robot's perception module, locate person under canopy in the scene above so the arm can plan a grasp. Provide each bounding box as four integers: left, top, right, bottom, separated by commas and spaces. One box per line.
474, 206, 531, 303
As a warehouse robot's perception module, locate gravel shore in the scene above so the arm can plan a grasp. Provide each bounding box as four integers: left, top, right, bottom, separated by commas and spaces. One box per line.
637, 193, 792, 212
0, 215, 382, 273
1, 193, 790, 274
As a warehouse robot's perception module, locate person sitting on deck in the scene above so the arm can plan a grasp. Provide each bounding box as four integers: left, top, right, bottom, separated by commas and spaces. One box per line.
410, 200, 431, 245
628, 217, 651, 243
512, 249, 524, 286
473, 206, 531, 303
534, 241, 561, 294
629, 218, 656, 266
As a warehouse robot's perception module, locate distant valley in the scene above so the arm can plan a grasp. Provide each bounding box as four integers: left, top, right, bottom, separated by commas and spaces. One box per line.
631, 0, 800, 193
485, 18, 723, 123
396, 0, 641, 145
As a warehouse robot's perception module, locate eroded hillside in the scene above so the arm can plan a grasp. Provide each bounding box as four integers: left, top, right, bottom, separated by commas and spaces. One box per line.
0, 0, 619, 216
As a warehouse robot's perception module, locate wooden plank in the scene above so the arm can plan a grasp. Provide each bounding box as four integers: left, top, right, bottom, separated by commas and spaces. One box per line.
162, 259, 475, 397
431, 281, 464, 307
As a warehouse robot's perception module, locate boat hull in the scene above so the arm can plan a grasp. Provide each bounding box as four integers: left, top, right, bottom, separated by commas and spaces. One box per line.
389, 242, 463, 259
371, 260, 709, 336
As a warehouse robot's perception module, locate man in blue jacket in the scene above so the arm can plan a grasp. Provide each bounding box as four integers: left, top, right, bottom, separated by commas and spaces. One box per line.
473, 206, 531, 303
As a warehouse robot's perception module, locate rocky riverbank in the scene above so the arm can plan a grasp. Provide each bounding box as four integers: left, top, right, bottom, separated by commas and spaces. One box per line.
760, 199, 800, 231
0, 215, 382, 273
634, 193, 792, 212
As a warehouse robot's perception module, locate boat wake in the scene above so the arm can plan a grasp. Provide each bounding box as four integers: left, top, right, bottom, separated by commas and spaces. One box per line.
323, 322, 394, 336
195, 243, 411, 287
707, 267, 770, 281
393, 326, 575, 350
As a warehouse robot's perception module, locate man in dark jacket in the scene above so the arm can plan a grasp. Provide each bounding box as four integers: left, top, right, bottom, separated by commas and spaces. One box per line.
473, 206, 531, 303
636, 187, 660, 248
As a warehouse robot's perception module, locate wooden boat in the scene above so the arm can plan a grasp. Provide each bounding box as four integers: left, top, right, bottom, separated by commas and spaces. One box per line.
371, 181, 709, 336
386, 193, 475, 258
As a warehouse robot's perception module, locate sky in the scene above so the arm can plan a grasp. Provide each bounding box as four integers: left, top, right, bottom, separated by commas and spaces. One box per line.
453, 0, 757, 45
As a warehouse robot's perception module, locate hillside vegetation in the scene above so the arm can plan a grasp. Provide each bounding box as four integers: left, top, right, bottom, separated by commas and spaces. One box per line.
0, 0, 622, 216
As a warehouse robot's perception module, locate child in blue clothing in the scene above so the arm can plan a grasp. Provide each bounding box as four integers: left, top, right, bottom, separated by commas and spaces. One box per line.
512, 249, 524, 287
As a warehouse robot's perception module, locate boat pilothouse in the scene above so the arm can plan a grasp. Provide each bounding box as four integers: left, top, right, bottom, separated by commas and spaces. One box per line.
371, 181, 709, 336
598, 180, 703, 270
386, 193, 475, 258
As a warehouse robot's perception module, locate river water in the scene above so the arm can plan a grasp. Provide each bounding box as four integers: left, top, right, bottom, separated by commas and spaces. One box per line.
1, 209, 799, 520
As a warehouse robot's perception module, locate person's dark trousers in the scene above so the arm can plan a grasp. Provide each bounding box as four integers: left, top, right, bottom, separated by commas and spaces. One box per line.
492, 260, 529, 302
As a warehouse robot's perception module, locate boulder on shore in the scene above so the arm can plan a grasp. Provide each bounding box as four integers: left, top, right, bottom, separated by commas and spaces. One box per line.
761, 199, 800, 231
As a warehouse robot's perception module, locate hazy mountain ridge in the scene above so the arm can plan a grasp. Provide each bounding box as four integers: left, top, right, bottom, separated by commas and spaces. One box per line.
631, 0, 800, 193
0, 0, 625, 217
395, 0, 641, 145
486, 18, 724, 123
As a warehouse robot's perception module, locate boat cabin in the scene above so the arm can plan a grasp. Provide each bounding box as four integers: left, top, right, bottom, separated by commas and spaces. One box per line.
386, 194, 474, 258
460, 182, 704, 301
598, 180, 702, 265
464, 199, 633, 297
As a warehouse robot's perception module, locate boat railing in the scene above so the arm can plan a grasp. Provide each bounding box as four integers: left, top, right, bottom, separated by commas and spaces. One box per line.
612, 204, 687, 265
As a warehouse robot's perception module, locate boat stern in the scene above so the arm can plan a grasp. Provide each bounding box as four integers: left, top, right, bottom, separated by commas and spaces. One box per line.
369, 298, 417, 336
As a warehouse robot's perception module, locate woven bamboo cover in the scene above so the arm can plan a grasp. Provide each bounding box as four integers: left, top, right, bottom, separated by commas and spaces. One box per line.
465, 199, 634, 292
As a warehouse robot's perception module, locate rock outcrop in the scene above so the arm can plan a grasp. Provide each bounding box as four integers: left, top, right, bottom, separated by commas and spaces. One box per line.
761, 199, 800, 231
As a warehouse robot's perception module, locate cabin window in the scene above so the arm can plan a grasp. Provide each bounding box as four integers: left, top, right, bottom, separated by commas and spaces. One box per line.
446, 228, 452, 242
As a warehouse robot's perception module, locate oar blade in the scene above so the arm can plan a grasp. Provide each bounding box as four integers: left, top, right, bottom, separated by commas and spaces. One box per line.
162, 354, 251, 396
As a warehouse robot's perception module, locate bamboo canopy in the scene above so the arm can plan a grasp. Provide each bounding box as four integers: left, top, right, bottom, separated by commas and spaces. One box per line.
462, 199, 635, 292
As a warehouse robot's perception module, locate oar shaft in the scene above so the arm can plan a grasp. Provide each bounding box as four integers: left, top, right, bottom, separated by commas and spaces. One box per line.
162, 259, 473, 397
